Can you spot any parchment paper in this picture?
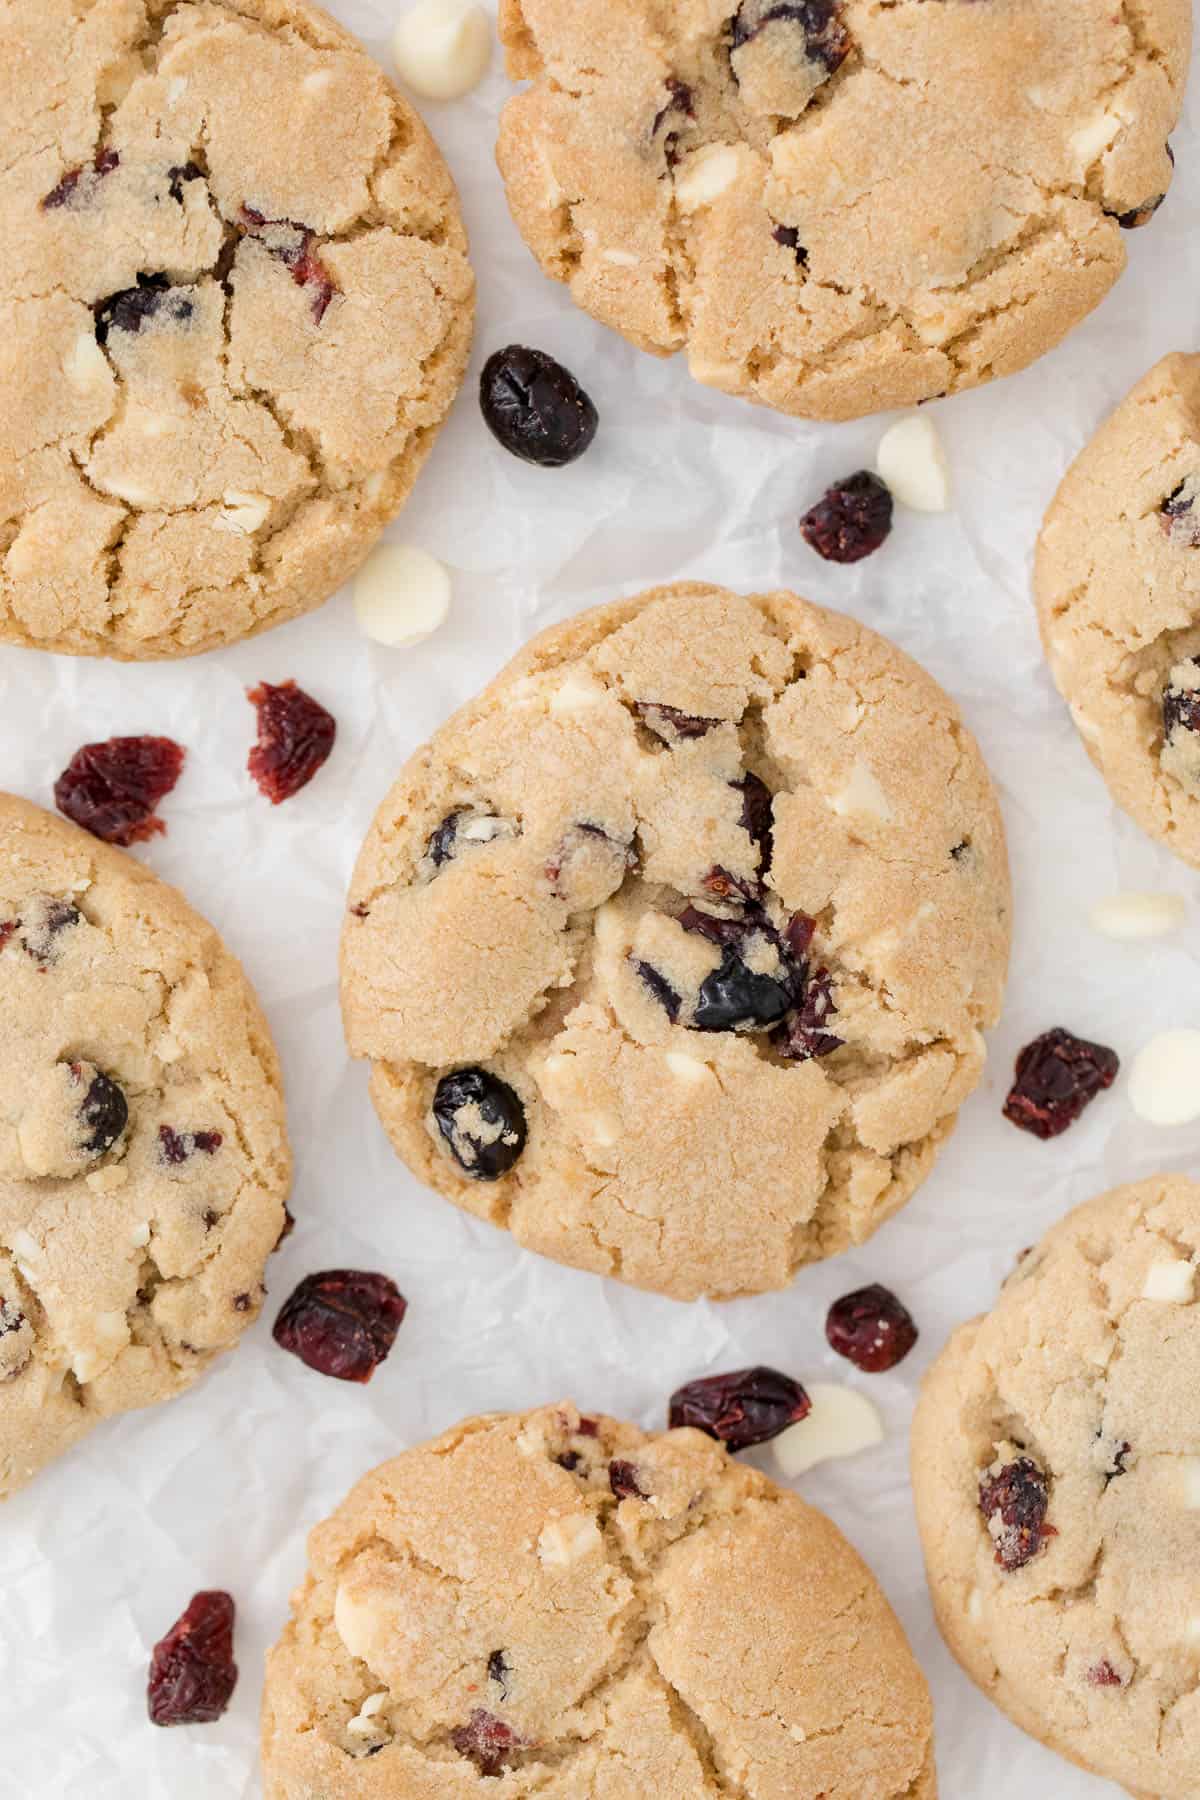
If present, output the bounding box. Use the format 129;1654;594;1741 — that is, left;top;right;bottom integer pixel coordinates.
3;8;1200;1794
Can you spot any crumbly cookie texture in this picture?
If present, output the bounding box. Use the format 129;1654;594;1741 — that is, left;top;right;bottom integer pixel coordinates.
0;794;290;1495
0;0;473;660
495;0;1188;422
261;1402;937;1798
1036;353;1200;868
340;583;1010;1302
912;1176;1200;1800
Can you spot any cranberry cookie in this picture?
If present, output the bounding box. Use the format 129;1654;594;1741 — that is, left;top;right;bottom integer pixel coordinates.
496;0;1188;421
1036;353;1200;867
912;1176;1200;1798
0;0;473;659
262;1402;937;1797
340;583;1010;1301
0;794;290;1495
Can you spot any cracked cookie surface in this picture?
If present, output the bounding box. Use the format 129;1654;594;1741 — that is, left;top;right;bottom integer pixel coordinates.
0;793;290;1495
261;1402;937;1798
496;0;1188;421
339;583;1010;1302
0;0;473;659
1035;353;1200;869
912;1176;1200;1799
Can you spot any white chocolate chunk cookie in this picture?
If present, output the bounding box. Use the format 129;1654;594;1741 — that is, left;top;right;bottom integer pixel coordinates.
0;794;290;1495
495;0;1188;423
912;1176;1200;1798
340;583;1010;1301
261;1402;937;1798
0;0;473;660
1036;354;1200;867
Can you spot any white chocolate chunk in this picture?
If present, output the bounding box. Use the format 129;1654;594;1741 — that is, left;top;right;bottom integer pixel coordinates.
604;249;640;266
353;544;451;648
876;415;950;513
392;0;491;101
1089;892;1186;940
550;672;606;714
665;1051;715;1087
830;760;893;823
1180;1458;1200;1508
66;332;110;390
1070;111;1119;166
538;1512;601;1567
129;1221;151;1249
99;471;153;505
333;1583;379;1662
586;1110;621;1148
1142;1258;1195;1302
772;1383;884;1477
218;489;271;534
1186;1615;1200;1643
674;145;741;211
1128;1029;1200;1126
303;68;333;93
967;1588;984;1623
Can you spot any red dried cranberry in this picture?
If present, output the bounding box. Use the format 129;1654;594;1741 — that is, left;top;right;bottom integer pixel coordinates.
576;1416;599;1436
732;0;850;78
608;1459;645;1499
247;680;336;804
272;1270;407;1382
41;149;120;210
159;1125;222;1165
826;1283;917;1372
0;921;15;953
772;223;809;266
75;1067;129;1156
669;1366;810;1450
978;1456;1057;1571
450;1709;525;1776
55;735;185;845
240;208;338;322
784;912;816;958
634;702;721;742
147;1590;237;1726
801;471;893;563
480;345;598;468
652;76;694;165
1003;1028;1119;1139
702;865;761;904
487;1649;511;1695
780;966;842;1060
1163;661;1200;736
735;771;774;871
1087;1659;1123;1687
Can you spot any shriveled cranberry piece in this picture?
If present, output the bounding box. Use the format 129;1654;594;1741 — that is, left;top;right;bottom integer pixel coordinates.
801;471;893;564
631;957;682;1021
634;702;721;742
487;1650;511;1696
1087;1659;1123;1687
19;898;81;963
1163;660;1200;738
785;912;816;958
772;223;809;267
272;1269;407;1383
576;1416;599;1436
240;208;338;323
1113;193;1166;229
1002;1028;1119;1139
247;680;336;804
55;735;185;845
669;1366;810;1450
432;1069;527;1179
695;946;792;1033
167;162;204;203
826;1283;917;1372
1160;480;1200;547
731;0;850;75
75;1067;129;1156
0;921;14;953
608;1459;645;1499
41;149;120;210
159;1125;223;1165
677;905;754;950
780;966;842;1059
702;865;760;904
978;1456;1056;1571
480;345;598;468
652;76;694;165
451;1708;525;1776
94;275;194;345
147;1590;237;1726
735;772;774;871
1104;1440;1130;1486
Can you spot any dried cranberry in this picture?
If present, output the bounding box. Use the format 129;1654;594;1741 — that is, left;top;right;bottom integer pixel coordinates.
240;208;338;323
159;1125;223;1165
630;958;681;1021
94;275;194;345
608;1459;645;1499
785;912;816;958
772;223;809;266
731;0;850;76
55;735;185;845
576;1416;599;1436
432;1069;527;1180
735;772;774;871
19;899;81;963
246;680;336;804
451;1709;525;1777
167;162;203;203
826;1283;917;1372
1087;1659;1123;1687
0;921;14;953
669;1366;810;1450
1003;1028;1119;1139
76;1067;129;1156
480;345;598;468
1112;193;1166;229
634;702;721;742
1104;1440;1130;1486
273;1270;406;1383
1160;481;1200;547
41;149;120;210
652;76;694;165
978;1456;1056;1571
487;1650;510;1696
147;1590;237;1726
695;946;792;1033
701;866;761;904
1163;662;1200;738
801;471;893;564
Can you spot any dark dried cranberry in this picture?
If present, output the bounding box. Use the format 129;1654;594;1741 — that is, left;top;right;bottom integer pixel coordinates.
159;1125;223;1165
669;1366;810;1450
631;958;682;1021
676;905;753;950
76;1068;129;1156
487;1650;510;1696
451;1709;524;1777
801;471;893;564
19;899;81;963
147;1590;237;1726
826;1283;917;1371
1104;1440;1130;1486
1163;662;1200;738
784;912;816;958
652;76;694;165
167;162;203;203
701;865;761;904
480;346;598;468
576;1416;599;1436
735;772;774;871
1002;1028;1119;1139
731;0;850;75
555;1449;581;1471
1087;1659;1123;1687
780;966;842;1059
94;275;193;345
978;1456;1056;1571
1110;155;1171;230
240;208;338;323
432;1069;527;1180
272;1269;407;1383
247;680;336;804
634;702;721;742
55;735;185;845
772;223;809;266
0;921;14;953
41;150;120;210
695;946;792;1033
427;810;466;866
608;1459;645;1499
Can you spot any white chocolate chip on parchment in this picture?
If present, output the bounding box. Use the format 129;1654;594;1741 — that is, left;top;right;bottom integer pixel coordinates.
1128;1030;1200;1126
772;1383;884;1477
392;0;491;101
876;415;951;513
1090;892;1186;940
353;544;451;648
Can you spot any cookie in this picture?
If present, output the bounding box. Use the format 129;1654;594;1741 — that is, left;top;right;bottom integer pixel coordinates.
340;582;1010;1301
0;0;473;660
495;0;1188;421
0;794;290;1495
1035;353;1200;868
912;1176;1200;1799
261;1401;937;1797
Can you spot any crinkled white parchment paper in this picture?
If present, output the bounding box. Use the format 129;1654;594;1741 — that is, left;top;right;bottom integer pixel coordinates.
3;8;1200;1795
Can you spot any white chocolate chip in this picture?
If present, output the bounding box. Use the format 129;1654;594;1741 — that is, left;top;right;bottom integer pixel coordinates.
788;1724;807;1743
1128;1029;1200;1126
674;145;741;211
586;1111;621;1148
167;76;188;104
333;1583;378;1661
8;1229;38;1264
549;672;606;714
876;415;951;513
303;67;333;93
1089;892;1186;940
537;1512;601;1568
603;249;640;266
84;1164;128;1194
392;0;491;101
830;760;893;823
771;1383;884;1477
1180;1458;1200;1508
1070;111;1119;166
66;332;110;390
664;1051;715;1087
1142;1258;1195;1303
217;489;271;534
1186;1615;1200;1644
967;1588;984;1623
353;544;451;648
345;1690;392;1755
99;472;153;505
129;1221;151;1249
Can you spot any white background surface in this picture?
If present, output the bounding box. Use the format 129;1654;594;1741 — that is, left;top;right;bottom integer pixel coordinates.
3;4;1200;1795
